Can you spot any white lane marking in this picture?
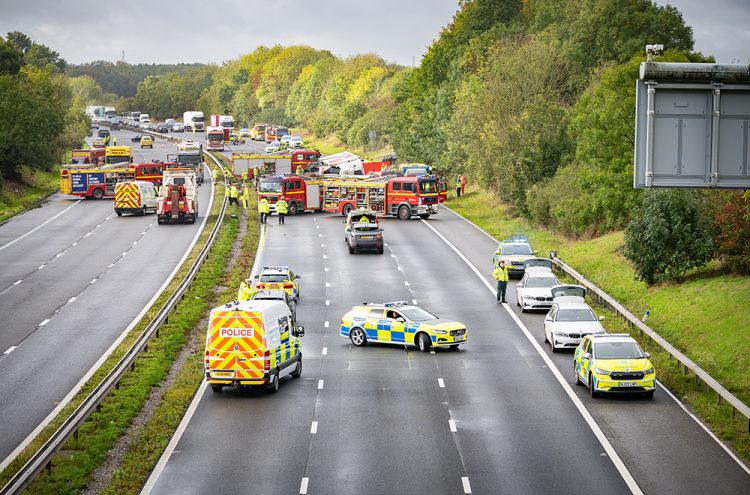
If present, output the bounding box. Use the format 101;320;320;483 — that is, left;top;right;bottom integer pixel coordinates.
421;219;643;495
90;278;97;284
142;231;147;235
108;264;115;269
318;234;323;238
322;347;328;356
429;349;435;355
13;280;22;286
0;199;81;252
324;267;329;272
68;297;76;304
449;419;457;432
38;264;45;270
438;378;445;388
324;321;329;328
132;241;137;245
404;281;409;286
397;266;402;271
55;252;63;258
657;381;750;475
316;225;320;229
300;477;309;494
322;254;328;259
84;232;91;237
96;224;101;228
325;300;330;306
320;243;326;248
317;380;324;390
3;346;17;355
462;477;472;494
325;282;331;287
121;252;128;256
39;319;50;327
310;421;318;434
72;242;78;247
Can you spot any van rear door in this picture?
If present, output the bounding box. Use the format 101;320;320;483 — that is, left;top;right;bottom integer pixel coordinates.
206;310;266;380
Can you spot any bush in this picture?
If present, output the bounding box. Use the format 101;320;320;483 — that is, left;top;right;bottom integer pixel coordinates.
714;191;750;274
623;189;715;285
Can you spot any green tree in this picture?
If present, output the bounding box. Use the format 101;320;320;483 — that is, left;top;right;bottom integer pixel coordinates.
0;38;23;75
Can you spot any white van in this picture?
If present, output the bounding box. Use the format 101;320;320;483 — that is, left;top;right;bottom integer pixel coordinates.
114;181;158;216
139;113;151;123
205;299;304;393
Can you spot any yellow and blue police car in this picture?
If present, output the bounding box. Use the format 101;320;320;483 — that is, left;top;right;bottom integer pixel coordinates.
574;334;656;399
340;301;467;352
253;266;300;302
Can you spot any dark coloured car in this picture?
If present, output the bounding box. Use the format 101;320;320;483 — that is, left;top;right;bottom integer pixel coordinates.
156;124;169;133
346;222;384;254
97;128;110;139
131;134;143;142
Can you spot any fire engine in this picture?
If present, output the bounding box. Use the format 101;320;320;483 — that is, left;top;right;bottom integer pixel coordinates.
69;148;105;167
60;168;135;199
206;127;225;151
257;175;324;215
290;149;321;172
232;153;292;179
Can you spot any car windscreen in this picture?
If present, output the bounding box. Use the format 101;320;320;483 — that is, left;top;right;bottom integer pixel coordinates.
260;274;288;283
106;156;130;165
501;244;533;255
556;308;596;322
594;342;643;359
399;307;438;322
179;155;202;165
525;276;558;288
418;178;438;193
259;181;282;193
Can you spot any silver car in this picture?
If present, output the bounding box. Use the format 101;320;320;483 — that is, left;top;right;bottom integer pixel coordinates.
516;267;559;312
544;285;606;352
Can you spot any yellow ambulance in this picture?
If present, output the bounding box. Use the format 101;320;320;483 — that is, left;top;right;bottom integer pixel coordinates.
204;299;304;393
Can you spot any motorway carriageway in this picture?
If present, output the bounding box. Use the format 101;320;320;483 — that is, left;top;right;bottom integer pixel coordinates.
144;205;750;494
0;129;212;468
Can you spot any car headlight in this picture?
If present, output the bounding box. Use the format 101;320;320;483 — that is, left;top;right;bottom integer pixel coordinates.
593;367;609;375
644;367;654;375
432;329;448;334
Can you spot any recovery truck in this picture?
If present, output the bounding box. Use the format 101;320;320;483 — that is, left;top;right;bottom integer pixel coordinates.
157;168;199;224
170;140;205;184
322;175;440;220
206;127;225;152
232;153;292;179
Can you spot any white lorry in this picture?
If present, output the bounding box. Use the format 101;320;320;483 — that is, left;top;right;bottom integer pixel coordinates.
175;140;205;184
184;111;205;132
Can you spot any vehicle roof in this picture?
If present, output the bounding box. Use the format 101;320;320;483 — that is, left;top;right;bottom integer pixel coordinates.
252;289;288;299
261;265;290;274
587;334;635;343
348;209;377;217
553;301;593;310
353;301;417;312
525;267;555;275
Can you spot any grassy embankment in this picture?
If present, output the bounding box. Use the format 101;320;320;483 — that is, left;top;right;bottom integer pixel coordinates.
0;161;247;493
293;129;393;160
0;166;61;224
448;187;750;462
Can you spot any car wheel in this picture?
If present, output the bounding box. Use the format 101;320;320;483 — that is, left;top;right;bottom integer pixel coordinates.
116;211;123;217
449;344;460;351
268;370;280;393
416;332;431;352
398;205;410;221
350;327;367;347
291;357;302;378
544;329;549;343
92;187;104;200
574;364;581;386
140;206;147;216
377;246;384;254
589;374;598;398
348;244;354;254
211;385;223;393
551;339;558;352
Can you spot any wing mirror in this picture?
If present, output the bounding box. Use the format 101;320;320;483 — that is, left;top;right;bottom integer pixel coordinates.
294;325;305;337
396;317;405;323
598;315;605;321
644;352;650;358
545;315;553;321
296;275;301;279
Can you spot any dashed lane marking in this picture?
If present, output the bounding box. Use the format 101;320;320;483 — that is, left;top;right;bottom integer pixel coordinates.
449;419;457;433
322;347;328;356
13;280;22;286
67;297;76;304
324;321;329;328
310;422;318;434
3;346;17;355
317;380;324;390
300;477;309;494
325;300;330;306
438;378;445;388
39;319;50;327
462;477;472;494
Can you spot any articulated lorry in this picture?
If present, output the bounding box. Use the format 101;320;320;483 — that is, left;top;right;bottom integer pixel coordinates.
184;111;205;132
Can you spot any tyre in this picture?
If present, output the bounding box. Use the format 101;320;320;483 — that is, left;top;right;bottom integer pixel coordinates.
140;206;147;216
348;244;354;254
342;203;353;216
268;370;280;393
116;211;123;217
92;187;104;200
289;202;298;215
377;246;384;254
349;327;367;346
574;364;581;386
419;213;430;220
551;339;558;352
189;213;196;223
544;330;549;343
291;357;302;378
589;374;599;398
211;385;223;393
449;344;460;351
417;332;431;352
398;205;410;221
157;216;164;225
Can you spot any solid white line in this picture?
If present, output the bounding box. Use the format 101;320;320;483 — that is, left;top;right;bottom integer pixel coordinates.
39;319;50;327
438;378;445;388
310;421;318;434
657;381;750;475
420;219;643;495
462;477;472;494
0;175;216;474
322;347;328;356
3;346;17;355
300;477;309;494
38;264;45;270
68;297;76;304
324;321;329;328
449;419;457;432
318;379;324;390
0;199;81;252
12;280;22;286
90;278;97;284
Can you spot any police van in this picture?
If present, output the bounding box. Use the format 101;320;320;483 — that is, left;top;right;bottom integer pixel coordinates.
204;299;304;393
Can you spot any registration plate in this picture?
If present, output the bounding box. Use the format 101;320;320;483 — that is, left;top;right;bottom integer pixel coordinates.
360;235;373;239
619;381;638;387
453;336;465;342
212;371;233;378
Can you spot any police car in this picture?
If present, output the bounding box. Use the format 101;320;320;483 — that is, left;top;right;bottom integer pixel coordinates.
493;236;537;275
340;301;467;352
574;334;656;399
253;266;301;302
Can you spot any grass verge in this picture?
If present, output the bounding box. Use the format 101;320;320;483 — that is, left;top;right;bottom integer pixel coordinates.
447;186;750;463
0;166;61;224
0;159;228;493
95;155;260;494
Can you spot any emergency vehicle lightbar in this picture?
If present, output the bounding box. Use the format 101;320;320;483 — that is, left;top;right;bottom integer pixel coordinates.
384;301;409;307
262;265;289;272
503;235;529;243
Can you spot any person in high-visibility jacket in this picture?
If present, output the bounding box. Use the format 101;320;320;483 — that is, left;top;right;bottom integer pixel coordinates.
295;164;303;175
113;135;117;146
276;197;288;225
212;168;220;184
241;168;248;182
455;176;462;198
242;182;250;209
237;280;257;301
229;184;240;206
258;197;270;224
493;260;510;304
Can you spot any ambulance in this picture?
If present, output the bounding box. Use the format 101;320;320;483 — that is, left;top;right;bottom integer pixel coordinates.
204;300;304;393
114;180;157;216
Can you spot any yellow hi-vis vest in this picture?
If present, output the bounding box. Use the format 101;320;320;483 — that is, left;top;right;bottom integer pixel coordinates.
493;266;510;282
258;199;270;213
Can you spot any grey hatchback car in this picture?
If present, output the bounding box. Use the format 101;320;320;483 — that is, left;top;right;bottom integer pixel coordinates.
346;222;384;254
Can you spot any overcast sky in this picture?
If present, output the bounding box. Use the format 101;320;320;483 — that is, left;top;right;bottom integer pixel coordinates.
0;1;747;66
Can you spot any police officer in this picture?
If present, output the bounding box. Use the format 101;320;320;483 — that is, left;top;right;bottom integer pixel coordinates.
237;279;256;301
258;197;270;224
212;167;220;184
296;164;303;175
455;175;461;198
276;196;288;224
229;184;240;206
493;260;510;304
113;135;117;146
242;182;250;209
241;168;248;182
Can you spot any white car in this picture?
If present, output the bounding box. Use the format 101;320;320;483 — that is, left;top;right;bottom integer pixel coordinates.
516;267;559;312
289;135;303;148
172;122;185;132
265;140;281;153
544;285;606;352
279;135;292;148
